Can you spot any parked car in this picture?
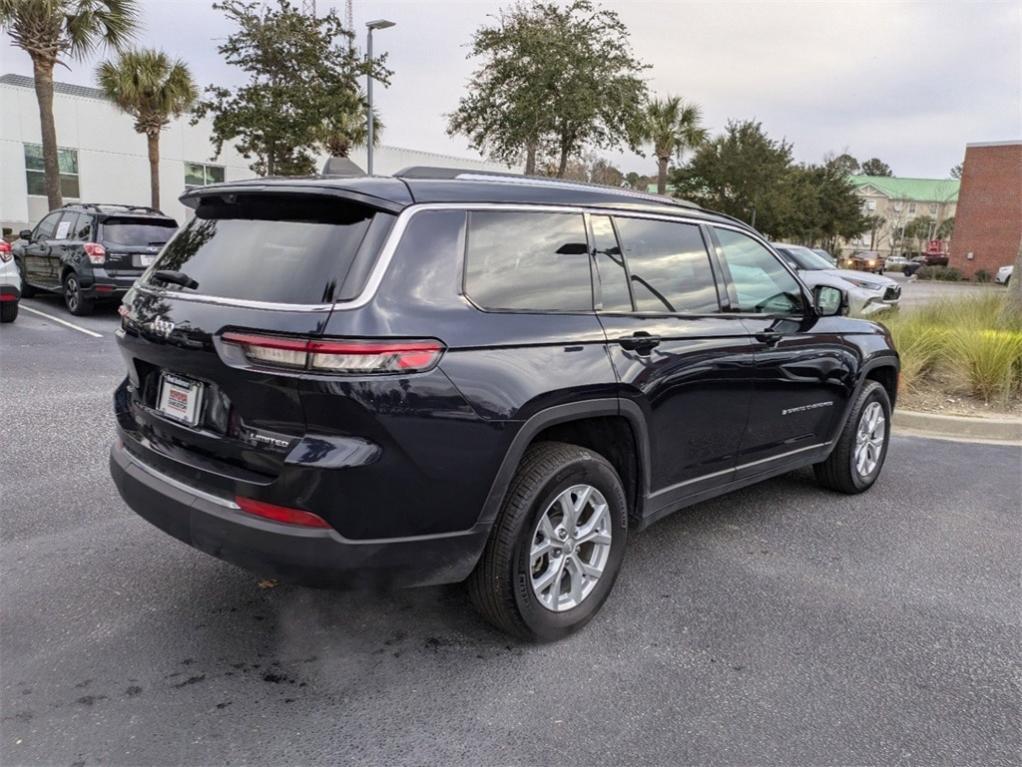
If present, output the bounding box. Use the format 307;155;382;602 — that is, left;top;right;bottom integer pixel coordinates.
918;252;949;267
840;250;886;274
772;243;901;315
109;171;900;641
14;203;177;316
995;265;1014;285
811;248;837;266
0;239;21;322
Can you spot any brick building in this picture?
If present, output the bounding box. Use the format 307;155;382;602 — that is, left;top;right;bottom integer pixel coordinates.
949;141;1022;279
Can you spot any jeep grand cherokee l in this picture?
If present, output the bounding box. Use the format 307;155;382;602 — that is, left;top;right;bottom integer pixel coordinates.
15;203;177;316
109;171;899;641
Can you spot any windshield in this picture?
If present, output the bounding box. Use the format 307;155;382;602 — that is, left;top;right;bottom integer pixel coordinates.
778;246;834;271
102;218;178;247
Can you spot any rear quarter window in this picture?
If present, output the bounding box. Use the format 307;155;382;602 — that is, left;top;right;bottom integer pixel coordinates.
148;194;376;305
464;211;592;312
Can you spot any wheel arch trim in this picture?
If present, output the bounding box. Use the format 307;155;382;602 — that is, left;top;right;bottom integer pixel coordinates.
476;398;652;530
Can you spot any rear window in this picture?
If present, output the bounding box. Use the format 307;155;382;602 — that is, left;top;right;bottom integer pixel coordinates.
147;195;375;305
102;218;178;247
464;211;592;312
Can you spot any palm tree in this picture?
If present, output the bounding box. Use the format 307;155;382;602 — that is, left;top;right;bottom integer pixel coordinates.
639;96;707;195
321;106;383;161
1;0;138;210
97;49;197;209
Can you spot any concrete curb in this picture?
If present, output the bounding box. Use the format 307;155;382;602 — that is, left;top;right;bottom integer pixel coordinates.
893;409;1022;444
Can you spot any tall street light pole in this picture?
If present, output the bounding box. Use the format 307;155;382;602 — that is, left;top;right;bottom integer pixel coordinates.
365;19;395;176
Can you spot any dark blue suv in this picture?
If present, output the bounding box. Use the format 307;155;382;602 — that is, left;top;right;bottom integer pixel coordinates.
109;171;899;640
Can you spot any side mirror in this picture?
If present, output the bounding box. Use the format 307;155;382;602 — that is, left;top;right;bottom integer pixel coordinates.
813;284;846;316
19;229;32;241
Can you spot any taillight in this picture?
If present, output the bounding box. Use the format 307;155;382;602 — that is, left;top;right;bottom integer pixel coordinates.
84;243;106;264
0;241;11;263
235;496;331;529
221;332;444;374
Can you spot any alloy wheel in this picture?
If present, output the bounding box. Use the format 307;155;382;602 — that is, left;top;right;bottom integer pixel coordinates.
65;276;79;312
529;484;612;612
854;401;886;477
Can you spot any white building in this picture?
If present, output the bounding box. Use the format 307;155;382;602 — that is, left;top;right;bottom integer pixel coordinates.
0;73;512;233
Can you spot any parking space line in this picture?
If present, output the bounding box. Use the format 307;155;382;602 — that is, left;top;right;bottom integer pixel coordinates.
19;305;103;338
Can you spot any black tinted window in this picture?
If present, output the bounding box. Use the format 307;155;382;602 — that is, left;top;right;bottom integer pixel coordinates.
465;211;592;311
715;228;803;314
74;214;93;241
591;216;632;312
101;218;178;247
614;218;719;313
148;195;374;304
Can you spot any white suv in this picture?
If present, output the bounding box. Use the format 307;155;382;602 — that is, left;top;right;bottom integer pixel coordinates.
0;239;21;323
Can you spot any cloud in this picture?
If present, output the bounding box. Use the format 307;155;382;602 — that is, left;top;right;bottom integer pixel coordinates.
2;0;1018;178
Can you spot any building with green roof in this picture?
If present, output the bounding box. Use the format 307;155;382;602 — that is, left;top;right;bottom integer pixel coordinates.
844;175;959;256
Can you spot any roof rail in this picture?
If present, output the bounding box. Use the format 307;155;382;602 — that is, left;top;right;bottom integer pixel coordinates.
392;166;701;209
72;202;166;215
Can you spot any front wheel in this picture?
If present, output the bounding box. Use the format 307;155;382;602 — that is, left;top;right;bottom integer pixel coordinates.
468;441;629;641
814;380;891;494
63;272;94;316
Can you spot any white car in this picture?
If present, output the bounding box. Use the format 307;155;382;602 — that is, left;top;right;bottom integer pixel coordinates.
772;243;901;316
0;239;21;322
995;265;1013;285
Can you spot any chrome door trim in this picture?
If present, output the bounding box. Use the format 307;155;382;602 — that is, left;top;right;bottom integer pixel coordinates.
132;202;759;313
649;441;831;498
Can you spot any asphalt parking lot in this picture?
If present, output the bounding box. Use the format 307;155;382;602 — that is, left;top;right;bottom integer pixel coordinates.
888;271;1005;310
2;295;1020;766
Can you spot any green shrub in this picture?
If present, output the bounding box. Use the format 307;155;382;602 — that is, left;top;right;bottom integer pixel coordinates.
880;294;1022;402
973;269;993;283
915;265;963;281
945;328;1022;404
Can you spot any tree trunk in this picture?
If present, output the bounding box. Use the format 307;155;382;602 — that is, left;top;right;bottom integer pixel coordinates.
31;57;62;211
1004;237;1022;316
146;132;161;210
657;156;669;195
524;142;537;176
557;145;569;178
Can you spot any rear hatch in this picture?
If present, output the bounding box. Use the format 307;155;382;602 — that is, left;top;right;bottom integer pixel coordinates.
115;191;397;492
100;217;179;275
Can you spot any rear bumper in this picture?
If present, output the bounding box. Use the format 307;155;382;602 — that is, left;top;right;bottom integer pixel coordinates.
109;439;489;588
84;269;140;296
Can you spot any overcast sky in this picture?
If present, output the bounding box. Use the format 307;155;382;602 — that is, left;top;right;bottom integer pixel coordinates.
2;0;1019;178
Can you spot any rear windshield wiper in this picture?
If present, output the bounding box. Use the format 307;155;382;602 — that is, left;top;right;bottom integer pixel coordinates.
153;270;199;290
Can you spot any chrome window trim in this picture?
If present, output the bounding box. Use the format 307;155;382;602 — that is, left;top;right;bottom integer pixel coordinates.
132;202;768;313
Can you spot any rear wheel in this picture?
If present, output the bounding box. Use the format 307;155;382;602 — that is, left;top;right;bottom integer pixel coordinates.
15;259;35;298
0;299;17;323
468;441;628;641
814;380;891;494
63;272;94;316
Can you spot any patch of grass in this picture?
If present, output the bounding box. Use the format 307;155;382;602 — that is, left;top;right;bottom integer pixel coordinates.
879;294;1022;404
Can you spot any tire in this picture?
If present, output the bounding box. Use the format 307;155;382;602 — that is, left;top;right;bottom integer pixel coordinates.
15;260;35;298
814;380;891;494
468;441;629;641
63;272;94;316
0;300;17;323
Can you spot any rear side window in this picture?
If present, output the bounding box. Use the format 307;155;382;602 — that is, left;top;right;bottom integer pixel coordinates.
101;218;178;247
74;214;93;241
53;212;78;240
614;218;719;314
149;195;374;304
465;211;592;312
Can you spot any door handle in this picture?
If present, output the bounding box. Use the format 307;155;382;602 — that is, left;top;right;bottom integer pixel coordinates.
755;331;783;346
617;332;661;353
